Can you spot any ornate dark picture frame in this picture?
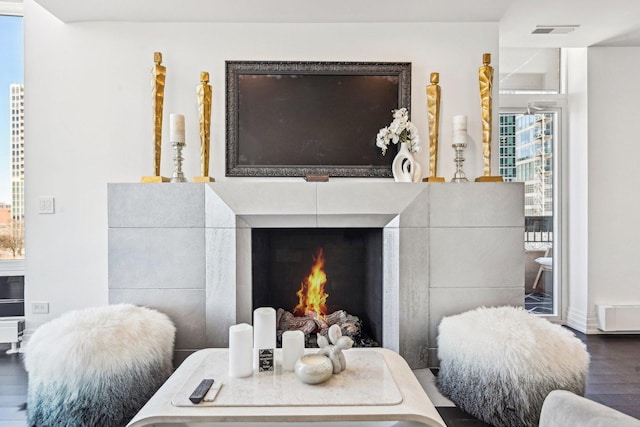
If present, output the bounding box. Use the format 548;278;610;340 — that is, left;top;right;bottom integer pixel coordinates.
226;61;411;177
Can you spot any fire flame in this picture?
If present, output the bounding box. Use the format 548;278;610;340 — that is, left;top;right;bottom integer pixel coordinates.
293;248;329;317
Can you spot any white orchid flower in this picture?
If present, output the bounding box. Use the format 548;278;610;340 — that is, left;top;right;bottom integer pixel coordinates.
375;108;420;155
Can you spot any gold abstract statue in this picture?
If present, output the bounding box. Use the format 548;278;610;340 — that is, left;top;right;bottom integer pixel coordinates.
423;72;444;182
194;71;214;182
142;52;169;182
476;53;503;182
152;52;166;176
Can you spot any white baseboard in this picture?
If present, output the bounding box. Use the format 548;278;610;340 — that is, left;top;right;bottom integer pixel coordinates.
567;306;599;334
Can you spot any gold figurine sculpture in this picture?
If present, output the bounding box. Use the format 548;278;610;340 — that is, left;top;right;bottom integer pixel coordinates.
423;72;445;182
142;52;169;183
193;71;214;182
476;53;503;182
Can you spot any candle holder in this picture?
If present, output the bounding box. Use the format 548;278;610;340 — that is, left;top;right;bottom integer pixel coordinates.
451;142;469;183
170;141;187;183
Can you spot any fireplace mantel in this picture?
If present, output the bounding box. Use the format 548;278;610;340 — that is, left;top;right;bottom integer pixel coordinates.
108;182;524;368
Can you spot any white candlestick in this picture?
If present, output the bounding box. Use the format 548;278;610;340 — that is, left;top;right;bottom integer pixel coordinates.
253;307;276;370
169;113;185;143
282;330;305;371
229;323;253;378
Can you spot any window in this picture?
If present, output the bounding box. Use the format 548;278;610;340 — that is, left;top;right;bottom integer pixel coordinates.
499;44;568;321
0;13;24;261
0;6;25;323
499;48;561;94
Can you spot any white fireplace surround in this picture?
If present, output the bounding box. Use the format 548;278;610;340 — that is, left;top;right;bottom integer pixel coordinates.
108;182;524;368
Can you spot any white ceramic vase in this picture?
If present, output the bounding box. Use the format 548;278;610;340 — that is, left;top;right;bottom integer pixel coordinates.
392;142;422;182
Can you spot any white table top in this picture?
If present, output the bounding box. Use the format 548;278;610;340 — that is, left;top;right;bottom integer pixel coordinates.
126;348;446;427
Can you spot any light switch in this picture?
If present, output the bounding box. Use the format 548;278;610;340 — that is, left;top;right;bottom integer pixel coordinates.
38;197;55;214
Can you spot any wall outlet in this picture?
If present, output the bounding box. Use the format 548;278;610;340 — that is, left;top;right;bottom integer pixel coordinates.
38;197;55;214
31;302;49;314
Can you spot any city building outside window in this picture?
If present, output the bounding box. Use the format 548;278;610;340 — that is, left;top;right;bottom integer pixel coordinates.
500;109;557;317
0;14;24;262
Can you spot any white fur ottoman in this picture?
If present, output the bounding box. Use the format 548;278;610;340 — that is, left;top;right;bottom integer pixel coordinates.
436;306;589;427
24;304;176;427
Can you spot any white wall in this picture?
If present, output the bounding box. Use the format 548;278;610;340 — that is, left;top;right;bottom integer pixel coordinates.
23;0;499;329
587;47;640;312
566;46;640;333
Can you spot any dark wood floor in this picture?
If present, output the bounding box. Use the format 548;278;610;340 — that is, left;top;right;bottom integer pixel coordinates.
1;328;639;427
434;328;640;426
580;330;640;419
0;344;27;427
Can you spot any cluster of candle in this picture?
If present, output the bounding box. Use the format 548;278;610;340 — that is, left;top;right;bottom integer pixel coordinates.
228;307;306;378
452;114;467;145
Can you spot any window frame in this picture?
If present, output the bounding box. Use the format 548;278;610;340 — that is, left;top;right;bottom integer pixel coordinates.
0;2;22;17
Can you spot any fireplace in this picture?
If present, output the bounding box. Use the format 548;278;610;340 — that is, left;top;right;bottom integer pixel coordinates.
252;228;383;347
108;181;524;369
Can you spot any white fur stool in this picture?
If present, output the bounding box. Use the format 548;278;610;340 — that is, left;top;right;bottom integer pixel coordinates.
24;304;176;427
436;306;589;427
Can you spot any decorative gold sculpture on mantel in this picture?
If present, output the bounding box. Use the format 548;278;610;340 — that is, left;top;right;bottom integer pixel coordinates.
475;53;503;182
142;52;169;183
193;71;214;183
423;72;445;182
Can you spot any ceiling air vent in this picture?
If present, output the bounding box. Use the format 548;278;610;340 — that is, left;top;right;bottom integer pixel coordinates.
532;25;579;35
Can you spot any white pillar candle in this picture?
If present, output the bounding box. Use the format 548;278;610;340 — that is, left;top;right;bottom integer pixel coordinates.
169;113;185;143
282;330;305;371
253;307;276;370
229;323;253;378
453;114;467;130
452;114;467;144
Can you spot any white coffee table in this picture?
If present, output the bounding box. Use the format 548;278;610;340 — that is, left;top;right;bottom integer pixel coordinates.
127;348;446;427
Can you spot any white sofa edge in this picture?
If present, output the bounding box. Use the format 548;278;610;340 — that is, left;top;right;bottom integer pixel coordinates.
539;390;640;427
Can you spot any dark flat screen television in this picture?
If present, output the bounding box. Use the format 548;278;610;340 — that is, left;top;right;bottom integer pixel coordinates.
226;61;411;177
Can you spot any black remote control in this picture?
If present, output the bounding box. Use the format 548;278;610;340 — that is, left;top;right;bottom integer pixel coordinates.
189;379;214;404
